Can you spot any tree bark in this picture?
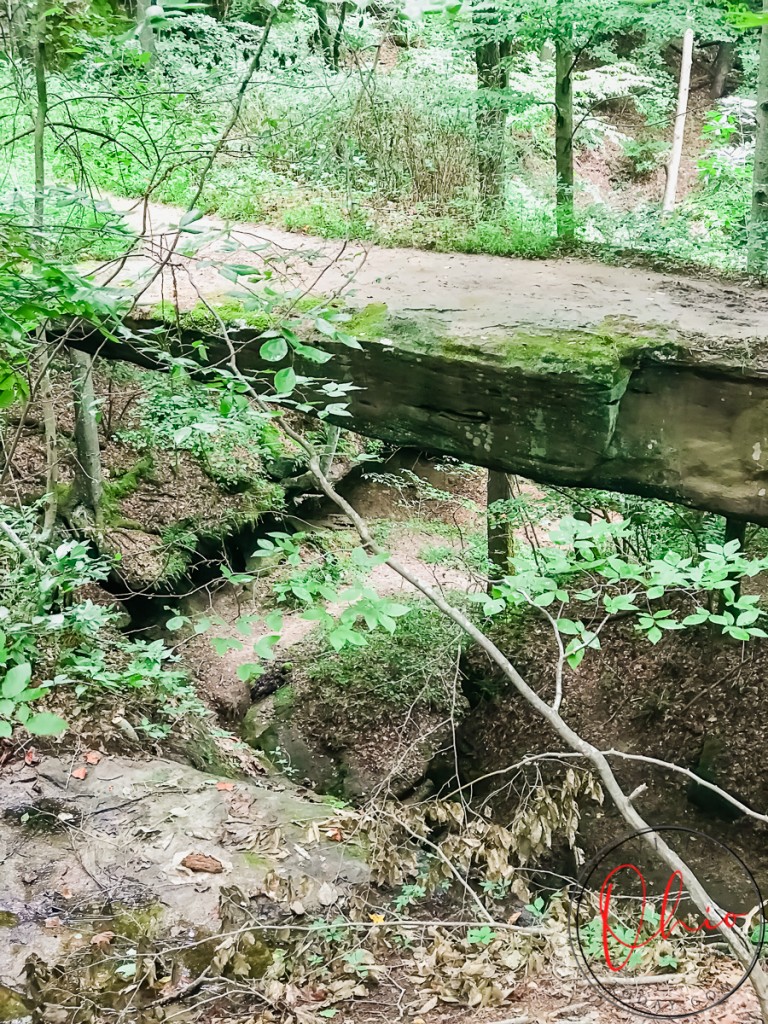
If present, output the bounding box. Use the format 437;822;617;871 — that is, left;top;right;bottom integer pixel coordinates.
475;37;511;211
70;350;104;530
710;40;733;99
136;0;156;59
487;470;513;583
311;1;333;66
750;0;768;275
554;29;575;242
32;0;58;543
662;24;694;214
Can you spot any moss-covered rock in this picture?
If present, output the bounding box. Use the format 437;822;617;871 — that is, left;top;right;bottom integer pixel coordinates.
242;604;469;800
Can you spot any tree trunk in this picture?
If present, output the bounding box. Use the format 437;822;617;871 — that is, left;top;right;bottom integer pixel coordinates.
311;1;333;66
710;40;733;99
554;31;575;242
750;0;768;275
487;470;514;583
70;350;104;530
332;1;347;71
662;24;694;214
475;38;510;211
32;0;58;543
136;0;156;59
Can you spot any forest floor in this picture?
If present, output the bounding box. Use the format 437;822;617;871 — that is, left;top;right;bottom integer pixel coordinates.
103;195;768;344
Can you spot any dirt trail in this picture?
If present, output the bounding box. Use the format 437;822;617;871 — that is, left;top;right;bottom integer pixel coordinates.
104;195;768;342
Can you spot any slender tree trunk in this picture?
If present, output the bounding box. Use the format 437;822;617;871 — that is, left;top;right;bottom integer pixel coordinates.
554;28;575;242
38;369;58;541
475;37;511;211
311;1;333;66
136;0;156;59
70;350;104;530
662;23;694;214
487;470;514;584
332;1;347;71
319;424;341;476
32;0;46;236
710;40;733;99
32;0;58;543
750;0;768;275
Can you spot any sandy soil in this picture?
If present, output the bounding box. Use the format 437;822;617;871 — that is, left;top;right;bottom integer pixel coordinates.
100;195;768;344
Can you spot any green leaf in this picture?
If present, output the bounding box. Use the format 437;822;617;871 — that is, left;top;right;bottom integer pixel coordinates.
682;611;709;626
210;637;244;655
274;367;297;394
293;343;332;364
0;720;11;738
26;712;68;736
254;634;280;660
0;699;13;717
556;618;580;635
2;663;31;699
179;208;203;228
172;425;193;445
260;337;288;362
236;663;263;682
166;616;187;631
566;647;585;670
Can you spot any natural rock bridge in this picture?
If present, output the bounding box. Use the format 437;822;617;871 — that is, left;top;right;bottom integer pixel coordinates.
66;203;768;524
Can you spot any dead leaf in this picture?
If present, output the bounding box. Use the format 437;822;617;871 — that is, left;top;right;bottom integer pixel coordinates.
325;827;344;842
24;748;40;766
71;767;88;781
84;750;102;765
91;931;115;949
317;882;339;906
181;852;224;874
44;916;62;929
216;781;235;791
289;900;306;916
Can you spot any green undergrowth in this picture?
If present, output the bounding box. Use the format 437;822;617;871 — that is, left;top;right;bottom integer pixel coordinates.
293;599;468;714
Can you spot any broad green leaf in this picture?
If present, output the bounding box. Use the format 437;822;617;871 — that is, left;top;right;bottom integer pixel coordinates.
236;663;263;682
254;634;280;660
26;712;67;736
555;618;580;635
210;637;244;655
2;663;31;699
0;720;11;738
274;367;297;394
260;337;288;362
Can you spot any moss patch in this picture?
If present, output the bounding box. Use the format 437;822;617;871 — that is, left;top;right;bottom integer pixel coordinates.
344;304;682;389
151;294;342;337
103;455;155;523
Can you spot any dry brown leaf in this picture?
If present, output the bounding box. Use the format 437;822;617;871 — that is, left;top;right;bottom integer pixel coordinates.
216;781;235;791
181;852;224;874
91;930;115;949
317;882;338;906
24;748;40;766
84;750;103;765
71;766;88;781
